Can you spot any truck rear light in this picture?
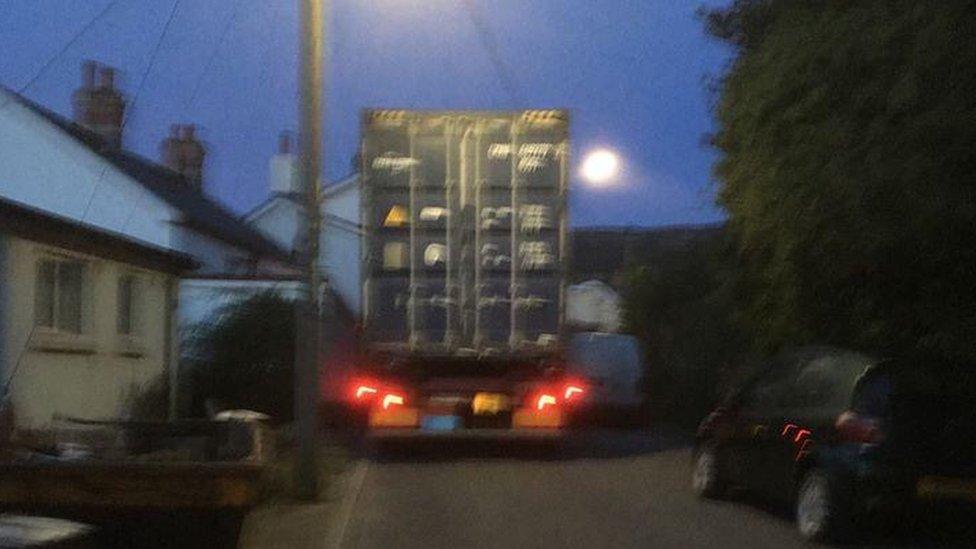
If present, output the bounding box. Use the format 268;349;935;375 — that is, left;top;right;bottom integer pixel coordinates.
355;385;378;399
563;385;584;401
536;394;557;411
382;393;405;410
835;410;884;444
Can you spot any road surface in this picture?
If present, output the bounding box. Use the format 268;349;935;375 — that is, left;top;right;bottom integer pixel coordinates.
329;429;971;548
340;430;800;548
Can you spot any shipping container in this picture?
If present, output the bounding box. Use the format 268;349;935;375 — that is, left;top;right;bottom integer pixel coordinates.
343;110;583;438
361;109;569;357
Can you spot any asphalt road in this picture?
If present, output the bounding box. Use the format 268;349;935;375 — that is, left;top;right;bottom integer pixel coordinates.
333;429;973;549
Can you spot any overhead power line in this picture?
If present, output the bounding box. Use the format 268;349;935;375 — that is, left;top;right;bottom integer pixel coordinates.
0;0;121;112
16;0;122;94
82;0;183;223
461;0;524;106
123;0;183;129
184;0;244;109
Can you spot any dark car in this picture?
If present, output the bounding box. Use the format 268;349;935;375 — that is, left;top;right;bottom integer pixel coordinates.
692;346;976;542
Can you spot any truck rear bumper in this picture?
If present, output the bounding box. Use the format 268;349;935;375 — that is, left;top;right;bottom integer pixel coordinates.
366;428;565;441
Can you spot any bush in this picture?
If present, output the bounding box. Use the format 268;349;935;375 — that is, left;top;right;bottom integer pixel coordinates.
704;0;976;363
623;234;753;426
184;292;297;421
124;375;169;420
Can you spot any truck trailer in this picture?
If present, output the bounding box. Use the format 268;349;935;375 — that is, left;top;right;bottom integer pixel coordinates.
343;109;584;438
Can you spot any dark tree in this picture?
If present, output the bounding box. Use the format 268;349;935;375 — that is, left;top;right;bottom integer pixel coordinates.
185;292;297;421
705;0;976;362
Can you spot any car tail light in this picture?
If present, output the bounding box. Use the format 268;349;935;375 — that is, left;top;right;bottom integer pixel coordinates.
835;410;884;444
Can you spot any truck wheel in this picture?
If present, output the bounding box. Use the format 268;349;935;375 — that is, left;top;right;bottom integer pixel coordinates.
692;444;726;499
796;468;851;542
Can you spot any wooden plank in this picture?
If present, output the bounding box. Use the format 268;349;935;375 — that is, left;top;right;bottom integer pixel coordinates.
0;463;263;510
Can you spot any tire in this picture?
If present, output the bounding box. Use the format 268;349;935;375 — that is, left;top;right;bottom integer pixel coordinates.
692;443;726;499
796;468;851;543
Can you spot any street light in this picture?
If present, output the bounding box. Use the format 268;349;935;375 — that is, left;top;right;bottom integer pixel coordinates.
580;148;620;187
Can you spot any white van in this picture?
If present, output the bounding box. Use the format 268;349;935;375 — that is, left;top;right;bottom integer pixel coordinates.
568;333;645;418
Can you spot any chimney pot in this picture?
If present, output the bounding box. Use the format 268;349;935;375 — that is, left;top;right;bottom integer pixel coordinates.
81;61;97;88
73;61;125;148
161;123;205;191
98;67;115;89
270;130;300;194
278;132;292;155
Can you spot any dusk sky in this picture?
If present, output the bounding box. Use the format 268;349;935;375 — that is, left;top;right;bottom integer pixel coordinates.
1;0;731;227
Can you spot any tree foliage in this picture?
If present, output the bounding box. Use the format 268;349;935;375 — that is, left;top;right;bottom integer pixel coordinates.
706;0;976;362
185;292;297;421
623;235;750;424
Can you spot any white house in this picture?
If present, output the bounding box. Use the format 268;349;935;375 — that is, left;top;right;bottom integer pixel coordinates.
244;136;362;316
566;279;623;333
0;196;196;431
0;62;297;427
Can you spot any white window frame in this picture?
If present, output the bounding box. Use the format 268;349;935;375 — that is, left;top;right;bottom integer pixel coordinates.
116;273;138;336
33;256;87;335
31;252;95;353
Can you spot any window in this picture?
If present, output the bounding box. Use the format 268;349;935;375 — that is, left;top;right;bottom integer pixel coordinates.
34;258;85;334
738;355;798;412
852;373;892;417
792;360;837;409
117;274;138;335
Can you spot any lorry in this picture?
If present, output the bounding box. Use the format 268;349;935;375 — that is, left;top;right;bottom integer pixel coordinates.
344;109;584;438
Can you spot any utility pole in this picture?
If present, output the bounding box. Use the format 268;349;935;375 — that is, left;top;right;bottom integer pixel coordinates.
294;0;323;500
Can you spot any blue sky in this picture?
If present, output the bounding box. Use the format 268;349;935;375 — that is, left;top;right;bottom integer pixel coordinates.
1;0;731;227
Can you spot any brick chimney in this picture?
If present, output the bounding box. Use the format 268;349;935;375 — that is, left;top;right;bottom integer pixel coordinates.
269;131;299;194
71;61;125;148
160;124;206;191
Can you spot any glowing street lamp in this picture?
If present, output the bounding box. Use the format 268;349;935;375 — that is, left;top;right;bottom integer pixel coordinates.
580;149;620;187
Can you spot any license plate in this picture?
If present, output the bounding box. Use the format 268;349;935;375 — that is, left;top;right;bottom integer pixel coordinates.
421;415;461;431
916;476;976;502
472;393;511;415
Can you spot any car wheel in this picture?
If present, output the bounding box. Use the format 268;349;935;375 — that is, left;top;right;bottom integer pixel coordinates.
796;468;850;542
692;444;725;498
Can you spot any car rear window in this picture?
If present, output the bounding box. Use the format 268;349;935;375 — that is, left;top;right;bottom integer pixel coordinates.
789;353;873;412
851;373;892;417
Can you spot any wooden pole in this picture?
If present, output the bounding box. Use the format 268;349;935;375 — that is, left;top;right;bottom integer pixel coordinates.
294;0;323;500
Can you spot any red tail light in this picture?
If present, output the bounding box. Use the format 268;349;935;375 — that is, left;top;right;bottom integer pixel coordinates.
563;384;585;401
355;385;378;399
536;394;558;411
382;393;405;410
835;410;884;444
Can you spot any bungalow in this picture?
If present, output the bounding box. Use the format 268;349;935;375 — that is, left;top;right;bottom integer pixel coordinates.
0;62;297;429
0;197;195;431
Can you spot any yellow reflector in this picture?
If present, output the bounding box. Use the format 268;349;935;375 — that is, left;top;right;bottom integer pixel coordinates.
369;407;420;428
512;407;563;429
384;205;409;227
472;392;511;415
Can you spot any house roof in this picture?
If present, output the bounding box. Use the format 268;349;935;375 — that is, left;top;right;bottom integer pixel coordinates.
242;173;358;222
5;89;292;264
0;196;197;274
